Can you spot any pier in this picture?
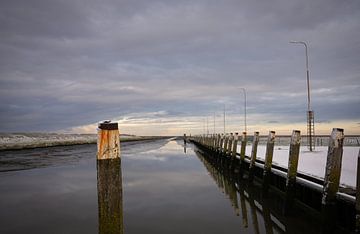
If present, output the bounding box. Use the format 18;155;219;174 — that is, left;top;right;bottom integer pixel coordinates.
186;128;360;232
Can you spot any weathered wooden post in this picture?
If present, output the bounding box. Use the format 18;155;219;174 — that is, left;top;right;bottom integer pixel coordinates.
284;130;301;213
232;133;239;158
97;121;120;160
248;132;260;182
227;133;234;156
224;134;229;154
96;121;123;234
220;134;224;153
183;133;186;145
216;134;221;152
240;132;247;163
356;149;360;232
262;131;276;194
322;128;344;230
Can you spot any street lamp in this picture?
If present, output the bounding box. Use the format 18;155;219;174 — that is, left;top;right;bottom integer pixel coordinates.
290;40;315;151
239;88;247;132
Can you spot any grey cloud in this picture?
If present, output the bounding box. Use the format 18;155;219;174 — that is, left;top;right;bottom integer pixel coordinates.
0;0;359;133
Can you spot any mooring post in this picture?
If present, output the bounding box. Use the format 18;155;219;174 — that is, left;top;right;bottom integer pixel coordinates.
216;133;222;152
183;133;186;145
322;128;344;204
97;121;120;160
238;132;247;178
321;128;344;230
224;134;229;154
96;121;123;234
227;133;234;155
220;134;224;153
284;130;301;214
356;149;360;232
232;133;239;158
262;131;276;194
240;132;247;163
248;132;260;182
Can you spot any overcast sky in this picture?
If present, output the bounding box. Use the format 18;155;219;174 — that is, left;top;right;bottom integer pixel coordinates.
0;0;359;135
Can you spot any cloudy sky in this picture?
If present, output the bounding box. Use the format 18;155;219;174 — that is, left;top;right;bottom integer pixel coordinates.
0;0;359;135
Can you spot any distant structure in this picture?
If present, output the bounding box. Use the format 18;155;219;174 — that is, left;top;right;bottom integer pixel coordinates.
290;41;315;151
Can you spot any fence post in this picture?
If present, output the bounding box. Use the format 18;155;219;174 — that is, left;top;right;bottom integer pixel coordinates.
284;130;301;213
248;132;260;182
97;121;120;160
322;128;344;230
262;131;276;194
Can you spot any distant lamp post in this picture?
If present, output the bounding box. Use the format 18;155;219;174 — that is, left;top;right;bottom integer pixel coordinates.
290;40;315;151
239;88;247;132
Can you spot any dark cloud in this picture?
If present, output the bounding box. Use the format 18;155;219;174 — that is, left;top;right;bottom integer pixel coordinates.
0;0;359;133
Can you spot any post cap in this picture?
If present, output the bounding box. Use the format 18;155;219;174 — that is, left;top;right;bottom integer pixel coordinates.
98;120;118;130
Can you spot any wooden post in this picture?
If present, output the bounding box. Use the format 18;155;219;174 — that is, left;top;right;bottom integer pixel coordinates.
321;128;344;231
183;133;186;145
232;133;239;158
356;149;360;232
216;134;221;152
322;128;344;205
220;134;224;153
224;134;229;154
248;132;260;182
263;131;276;194
227;133;234;155
240;132;247;163
284;130;301;213
97;121;120;160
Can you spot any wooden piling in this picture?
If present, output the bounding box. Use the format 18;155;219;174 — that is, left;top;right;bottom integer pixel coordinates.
248;132;260;182
356;149;360;232
232;133;239;158
220;134;224;153
97;121;120;160
284;130;301;213
322;128;344;206
224;134;229;154
263;131;276;194
240;132;247;163
321;128;344;231
227;133;234;155
183;133;186;144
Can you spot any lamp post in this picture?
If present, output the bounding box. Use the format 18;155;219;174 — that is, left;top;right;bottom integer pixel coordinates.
239;88;247;133
290;40;315;151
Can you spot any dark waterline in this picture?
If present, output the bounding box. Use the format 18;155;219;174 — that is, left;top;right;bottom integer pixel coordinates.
0;139;348;233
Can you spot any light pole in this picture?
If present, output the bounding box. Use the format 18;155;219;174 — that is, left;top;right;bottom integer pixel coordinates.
290;40;315;151
239;88;247;132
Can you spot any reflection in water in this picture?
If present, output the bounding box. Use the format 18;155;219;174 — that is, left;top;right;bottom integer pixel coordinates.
97;158;123;234
194;149;329;234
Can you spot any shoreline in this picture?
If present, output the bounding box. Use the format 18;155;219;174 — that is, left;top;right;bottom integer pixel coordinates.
0;135;173;151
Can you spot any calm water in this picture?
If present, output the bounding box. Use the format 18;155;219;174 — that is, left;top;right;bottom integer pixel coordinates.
0;139;347;233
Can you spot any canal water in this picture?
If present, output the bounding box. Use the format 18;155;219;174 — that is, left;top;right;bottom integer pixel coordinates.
0;139;350;233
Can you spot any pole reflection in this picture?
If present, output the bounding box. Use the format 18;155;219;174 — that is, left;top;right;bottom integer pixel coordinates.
97;158;123;234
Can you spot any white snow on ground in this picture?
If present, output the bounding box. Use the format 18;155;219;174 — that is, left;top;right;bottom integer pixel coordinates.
0;133;98;150
239;144;360;187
